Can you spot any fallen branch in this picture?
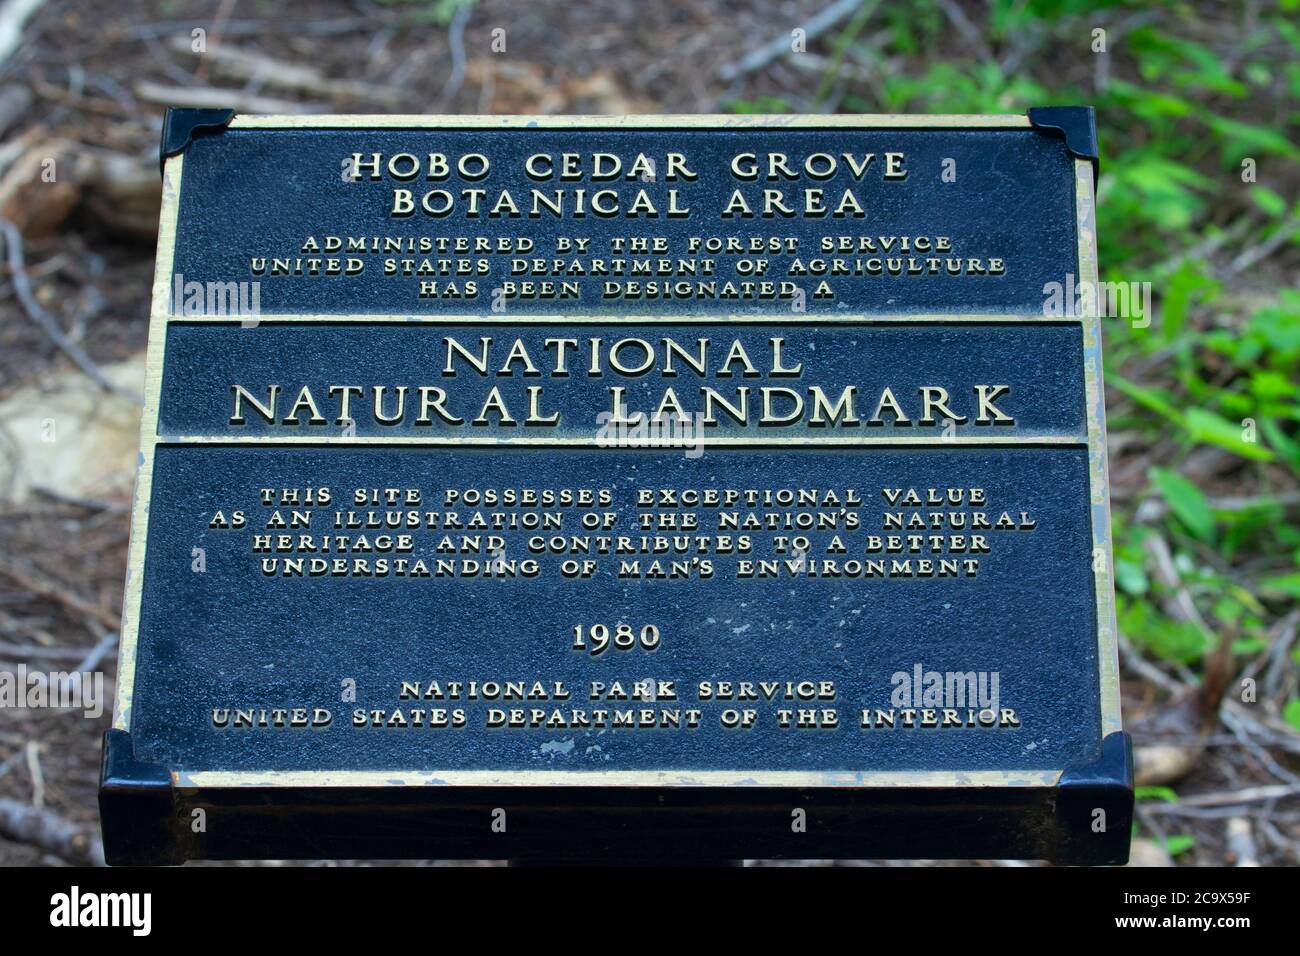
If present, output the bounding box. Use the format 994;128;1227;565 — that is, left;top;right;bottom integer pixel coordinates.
0;0;44;67
1226;816;1261;866
719;0;864;81
1144;533;1213;637
1118;631;1187;693
164;36;404;104
0;796;105;866
0;121;40;174
1230;212;1300;274
1136;490;1300;523
1159;782;1300;809
76;630;118;673
436;1;472;109
0;82;29;134
134;80;319;114
0;217;142;402
0;553;122;632
0;640;104;662
31;485;127;513
936;0;993;61
78;147;161;241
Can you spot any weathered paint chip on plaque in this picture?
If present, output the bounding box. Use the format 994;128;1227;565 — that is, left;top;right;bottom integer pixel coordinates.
101;111;1132;865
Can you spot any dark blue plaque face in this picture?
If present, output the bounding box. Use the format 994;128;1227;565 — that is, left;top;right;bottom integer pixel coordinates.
102;114;1130;866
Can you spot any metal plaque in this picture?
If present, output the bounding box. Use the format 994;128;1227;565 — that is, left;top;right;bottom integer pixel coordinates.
101;111;1131;865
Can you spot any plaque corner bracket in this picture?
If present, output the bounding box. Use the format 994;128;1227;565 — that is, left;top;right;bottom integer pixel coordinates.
1051;730;1134;865
1058;729;1133;793
159;107;237;176
1027;105;1099;181
98;728;184;866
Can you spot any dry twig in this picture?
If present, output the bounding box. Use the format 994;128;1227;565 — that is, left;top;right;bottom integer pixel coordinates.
0;218;141;402
0;797;105;866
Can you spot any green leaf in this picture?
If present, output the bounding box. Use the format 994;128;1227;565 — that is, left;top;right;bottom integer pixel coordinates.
1227;583;1266;616
1109;375;1183;425
1205;114;1300;160
1260;573;1300;599
1250;370;1299;404
1150;467;1215;540
1119;596;1212;664
1248;292;1300;357
1115;556;1149;596
1136;785;1179;803
1233;636;1267;655
1183;408;1276;462
1164;834;1196;857
1283;698;1300;733
1261;419;1300;471
1159;260;1220;342
1251;187;1288;217
724;96;792;114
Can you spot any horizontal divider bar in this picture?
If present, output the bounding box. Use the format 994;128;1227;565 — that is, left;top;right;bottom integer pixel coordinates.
151;436;1088;448
174;768;1063;789
227;114;1035;130
160;314;1089;326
